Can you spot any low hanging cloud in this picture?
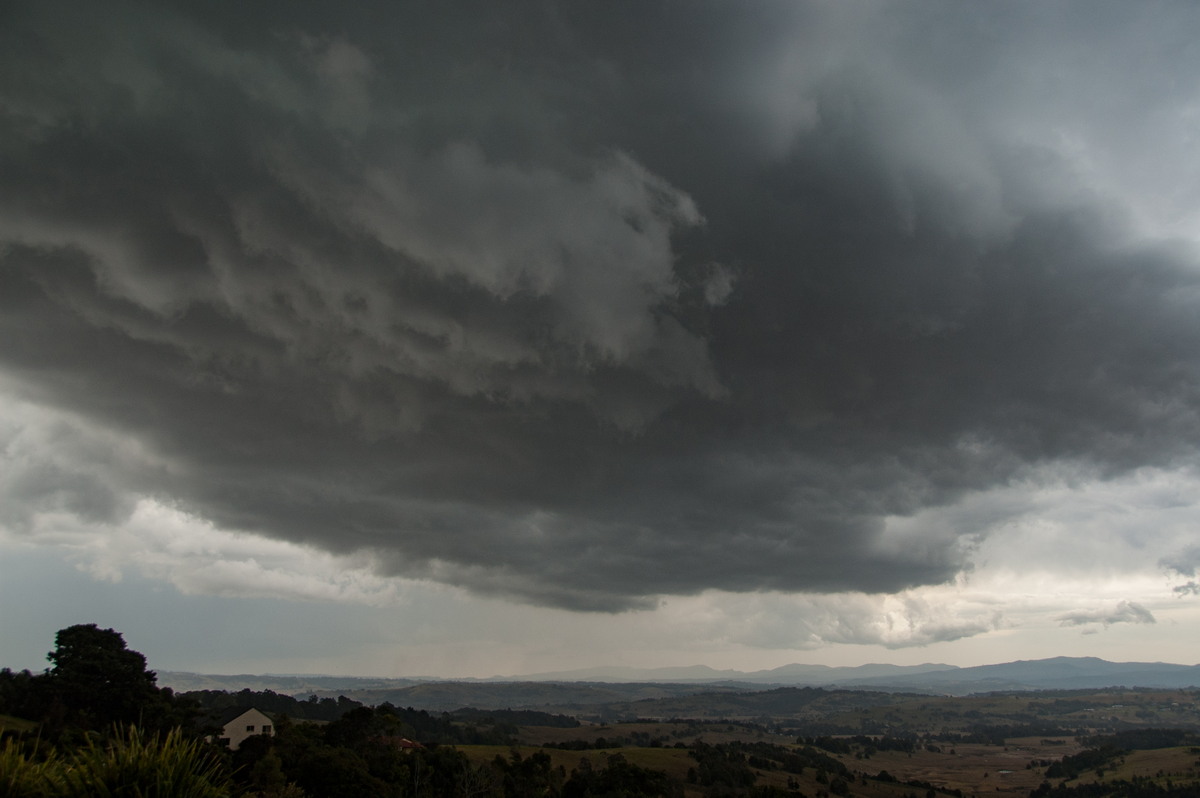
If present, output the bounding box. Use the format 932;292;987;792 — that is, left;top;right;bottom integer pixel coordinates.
702;591;1004;651
3;1;1200;614
1057;601;1157;628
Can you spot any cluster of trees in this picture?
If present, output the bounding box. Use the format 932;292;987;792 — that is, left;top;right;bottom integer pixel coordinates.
0;625;234;797
683;739;859;793
559;754;680;798
450;709;579;729
542;730;674;751
682;740;968;798
226;717;680;798
185;690;363;723
1082;730;1200;751
481;750;681;798
1040;729;1200;784
544;737;636;751
313;703;519;748
921;723;1078;746
0;624;683;797
802;735;916;756
687;741;759;791
184;689;568;747
1031;777;1200;797
0;624;197;738
1044;746;1125;780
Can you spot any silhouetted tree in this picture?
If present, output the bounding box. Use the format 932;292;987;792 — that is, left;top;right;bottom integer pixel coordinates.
44;624;164;731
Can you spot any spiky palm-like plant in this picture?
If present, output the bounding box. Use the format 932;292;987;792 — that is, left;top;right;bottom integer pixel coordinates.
57;726;230;798
0;738;61;798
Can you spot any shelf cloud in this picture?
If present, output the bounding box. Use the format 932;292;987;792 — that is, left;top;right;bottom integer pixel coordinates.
3;1;1200;616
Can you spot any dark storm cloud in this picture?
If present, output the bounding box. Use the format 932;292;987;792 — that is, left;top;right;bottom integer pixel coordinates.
3;1;1200;610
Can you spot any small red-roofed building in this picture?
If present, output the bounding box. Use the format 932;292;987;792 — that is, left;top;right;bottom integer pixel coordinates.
375;734;425;751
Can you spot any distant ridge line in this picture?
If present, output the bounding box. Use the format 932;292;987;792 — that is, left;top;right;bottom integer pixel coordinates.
157;655;1200;698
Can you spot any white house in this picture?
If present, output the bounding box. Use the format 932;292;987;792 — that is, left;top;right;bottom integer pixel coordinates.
213;707;275;751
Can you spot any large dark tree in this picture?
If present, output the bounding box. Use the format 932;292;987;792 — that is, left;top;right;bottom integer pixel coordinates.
44;623;164;731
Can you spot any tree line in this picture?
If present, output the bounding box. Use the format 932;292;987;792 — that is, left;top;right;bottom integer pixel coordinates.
0;624;681;797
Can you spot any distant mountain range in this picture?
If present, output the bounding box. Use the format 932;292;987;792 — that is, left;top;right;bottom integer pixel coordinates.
499;661;959;685
158;656;1200;702
483;657;1200;695
847;656;1200;695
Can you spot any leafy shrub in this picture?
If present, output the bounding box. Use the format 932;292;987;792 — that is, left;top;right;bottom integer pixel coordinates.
1;738;62;798
1;727;230;798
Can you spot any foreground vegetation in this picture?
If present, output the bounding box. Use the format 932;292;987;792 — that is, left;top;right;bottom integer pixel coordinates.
2;726;230;797
4;625;1200;797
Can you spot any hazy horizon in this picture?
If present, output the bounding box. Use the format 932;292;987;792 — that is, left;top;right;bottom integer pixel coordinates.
154;654;1200;683
4;1;1200;680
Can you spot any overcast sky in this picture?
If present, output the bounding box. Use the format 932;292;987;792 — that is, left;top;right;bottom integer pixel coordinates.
4;0;1200;678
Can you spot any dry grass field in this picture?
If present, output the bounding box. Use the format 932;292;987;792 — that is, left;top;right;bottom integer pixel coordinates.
848;740;1083;795
470;715;1200;797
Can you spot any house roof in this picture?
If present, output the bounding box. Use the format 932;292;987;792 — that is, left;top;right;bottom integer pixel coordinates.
206;706;272;727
